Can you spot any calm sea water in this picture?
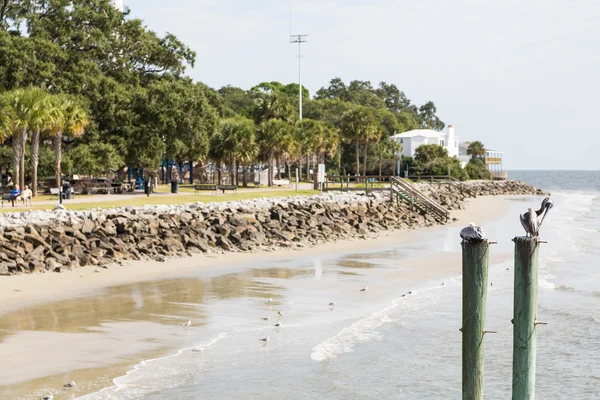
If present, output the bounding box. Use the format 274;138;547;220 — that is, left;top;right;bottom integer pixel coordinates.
78;171;599;400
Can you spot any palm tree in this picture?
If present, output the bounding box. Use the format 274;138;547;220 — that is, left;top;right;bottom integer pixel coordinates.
49;95;89;188
253;89;293;124
2;89;30;189
340;105;379;176
257;119;291;186
294;119;324;180
467;141;485;159
211;117;256;186
27;89;53;197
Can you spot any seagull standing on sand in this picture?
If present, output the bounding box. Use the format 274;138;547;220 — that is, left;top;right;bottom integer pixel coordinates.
64;381;76;388
360;286;368;292
41;395;53;400
266;298;273;304
520;198;554;238
274;321;282;327
182;320;192;327
277;311;283;317
460;223;487;242
261;316;270;321
259;336;270;342
329;302;335;306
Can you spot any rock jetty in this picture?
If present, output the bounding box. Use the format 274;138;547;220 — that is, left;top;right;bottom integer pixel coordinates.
0;180;544;275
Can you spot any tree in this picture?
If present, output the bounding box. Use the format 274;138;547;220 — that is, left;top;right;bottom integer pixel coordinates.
50;95;89;188
251;85;294;124
210;117;256;186
28;88;54;196
418;101;445;131
1;88;48;189
465;158;492;180
340;105;379;175
257;119;292;186
467;141;486;159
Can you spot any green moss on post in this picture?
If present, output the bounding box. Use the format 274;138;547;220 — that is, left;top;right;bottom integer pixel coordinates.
462;239;490;400
512;237;540;400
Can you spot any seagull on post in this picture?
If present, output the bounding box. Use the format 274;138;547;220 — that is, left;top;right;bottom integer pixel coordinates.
460;223;487;242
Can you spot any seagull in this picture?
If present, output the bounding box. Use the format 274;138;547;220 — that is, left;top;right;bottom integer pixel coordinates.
329;302;335;306
441;281;445;286
192;348;203;353
261;316;270;321
277;311;283;317
360;286;368;292
64;381;76;388
460;223;486;242
491;282;493;287
274;321;282;327
520;198;554;238
182;320;192;327
42;395;54;400
266;298;273;303
408;291;412;295
259;336;270;342
401;294;406;297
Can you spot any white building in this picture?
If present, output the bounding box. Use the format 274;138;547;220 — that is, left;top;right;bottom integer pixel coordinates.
111;0;124;12
390;125;460;158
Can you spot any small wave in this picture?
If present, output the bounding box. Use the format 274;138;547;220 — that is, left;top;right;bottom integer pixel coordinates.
78;330;235;400
310;284;447;363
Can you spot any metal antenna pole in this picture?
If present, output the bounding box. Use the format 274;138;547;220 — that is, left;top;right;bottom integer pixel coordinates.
290;34;308;121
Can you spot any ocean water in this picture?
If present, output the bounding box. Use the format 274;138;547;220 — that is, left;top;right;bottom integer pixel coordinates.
69;171;599;399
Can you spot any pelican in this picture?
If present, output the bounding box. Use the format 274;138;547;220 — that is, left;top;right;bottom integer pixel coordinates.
520;198;554;237
460;223;486;241
360;286;368;292
182;320;192;327
274;321;282;327
42;395;53;400
259;336;270;342
64;381;76;388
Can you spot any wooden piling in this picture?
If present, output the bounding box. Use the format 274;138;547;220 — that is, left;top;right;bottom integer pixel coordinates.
462;239;490;400
512;237;540;399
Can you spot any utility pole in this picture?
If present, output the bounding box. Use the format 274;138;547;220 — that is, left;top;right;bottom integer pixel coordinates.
290;34;308;121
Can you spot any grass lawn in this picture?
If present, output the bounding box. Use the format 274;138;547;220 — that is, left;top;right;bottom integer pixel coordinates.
0;189;319;213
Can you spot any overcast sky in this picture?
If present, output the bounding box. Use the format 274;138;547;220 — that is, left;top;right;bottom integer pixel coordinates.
125;0;600;170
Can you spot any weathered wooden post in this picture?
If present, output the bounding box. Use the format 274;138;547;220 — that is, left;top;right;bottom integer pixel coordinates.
512;237;542;399
462;238;491;400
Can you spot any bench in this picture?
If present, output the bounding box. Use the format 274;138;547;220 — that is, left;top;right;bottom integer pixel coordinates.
49;188;60;199
1;192;32;207
217;185;237;194
272;179;290;187
1;193;12;207
194;185;237;194
194;184;217;194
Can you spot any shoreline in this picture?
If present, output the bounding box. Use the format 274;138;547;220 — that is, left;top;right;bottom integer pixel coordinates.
0;195;511;314
0;194;528;399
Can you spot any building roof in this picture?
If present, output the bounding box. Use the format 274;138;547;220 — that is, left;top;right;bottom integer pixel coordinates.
391;129;445;139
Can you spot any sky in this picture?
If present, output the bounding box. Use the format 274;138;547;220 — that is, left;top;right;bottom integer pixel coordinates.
125;0;600;170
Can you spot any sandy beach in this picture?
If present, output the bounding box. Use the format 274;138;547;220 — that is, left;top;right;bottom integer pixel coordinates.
0;195;515;400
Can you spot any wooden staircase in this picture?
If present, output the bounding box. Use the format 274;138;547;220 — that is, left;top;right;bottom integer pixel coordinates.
390;177;450;222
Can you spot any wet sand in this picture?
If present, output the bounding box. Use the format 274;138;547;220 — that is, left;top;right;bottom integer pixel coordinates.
0;195;512;399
